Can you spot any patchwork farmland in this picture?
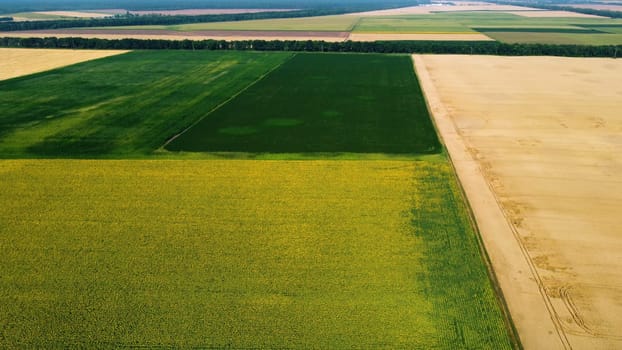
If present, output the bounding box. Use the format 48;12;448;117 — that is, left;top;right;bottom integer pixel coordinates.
5;2;622;44
2;0;621;348
0;49;516;348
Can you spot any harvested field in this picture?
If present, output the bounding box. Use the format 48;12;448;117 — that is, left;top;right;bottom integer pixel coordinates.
0;48;127;81
348;33;493;40
0;159;514;348
33;11;113;18
130;9;295;15
414;54;622;349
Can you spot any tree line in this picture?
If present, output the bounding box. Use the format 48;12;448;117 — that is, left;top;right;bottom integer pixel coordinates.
2;36;620;57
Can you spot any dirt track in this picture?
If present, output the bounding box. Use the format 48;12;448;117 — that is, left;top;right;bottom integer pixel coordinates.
414;54;622;349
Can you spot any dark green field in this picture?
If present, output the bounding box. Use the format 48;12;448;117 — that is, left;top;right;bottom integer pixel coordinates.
0;50;291;158
166;53;441;154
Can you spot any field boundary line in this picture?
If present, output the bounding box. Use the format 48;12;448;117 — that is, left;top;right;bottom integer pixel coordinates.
159;53;296;150
345;17;363;41
412;54;570;350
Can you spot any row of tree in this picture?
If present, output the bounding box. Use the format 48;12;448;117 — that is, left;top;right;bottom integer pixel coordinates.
2;36;620;57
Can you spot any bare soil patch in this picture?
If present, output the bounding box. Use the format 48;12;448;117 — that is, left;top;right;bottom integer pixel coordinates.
349;33;493;41
0;48;128;81
414;54;622;349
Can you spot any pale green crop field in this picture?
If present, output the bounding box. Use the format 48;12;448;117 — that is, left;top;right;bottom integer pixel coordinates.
352;12;622;33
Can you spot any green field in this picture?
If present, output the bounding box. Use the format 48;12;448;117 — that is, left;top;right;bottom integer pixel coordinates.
352;12;622;34
166;53;441;154
0;50;291;158
0;159;514;349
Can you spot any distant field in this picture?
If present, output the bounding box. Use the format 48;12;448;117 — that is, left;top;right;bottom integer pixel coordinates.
0;30;350;42
483;31;622;44
6;10;114;21
130;8;295;16
9;7;622;44
103;15;359;32
7;12;84;21
0;159;514;349
33;11;113;18
0;51;291;158
166;53;441;154
353;15;479;33
352;12;622;34
569;3;622;12
347;33;493;40
0;48;127;81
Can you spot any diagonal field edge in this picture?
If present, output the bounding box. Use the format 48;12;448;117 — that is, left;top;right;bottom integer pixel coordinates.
159;52;297;150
